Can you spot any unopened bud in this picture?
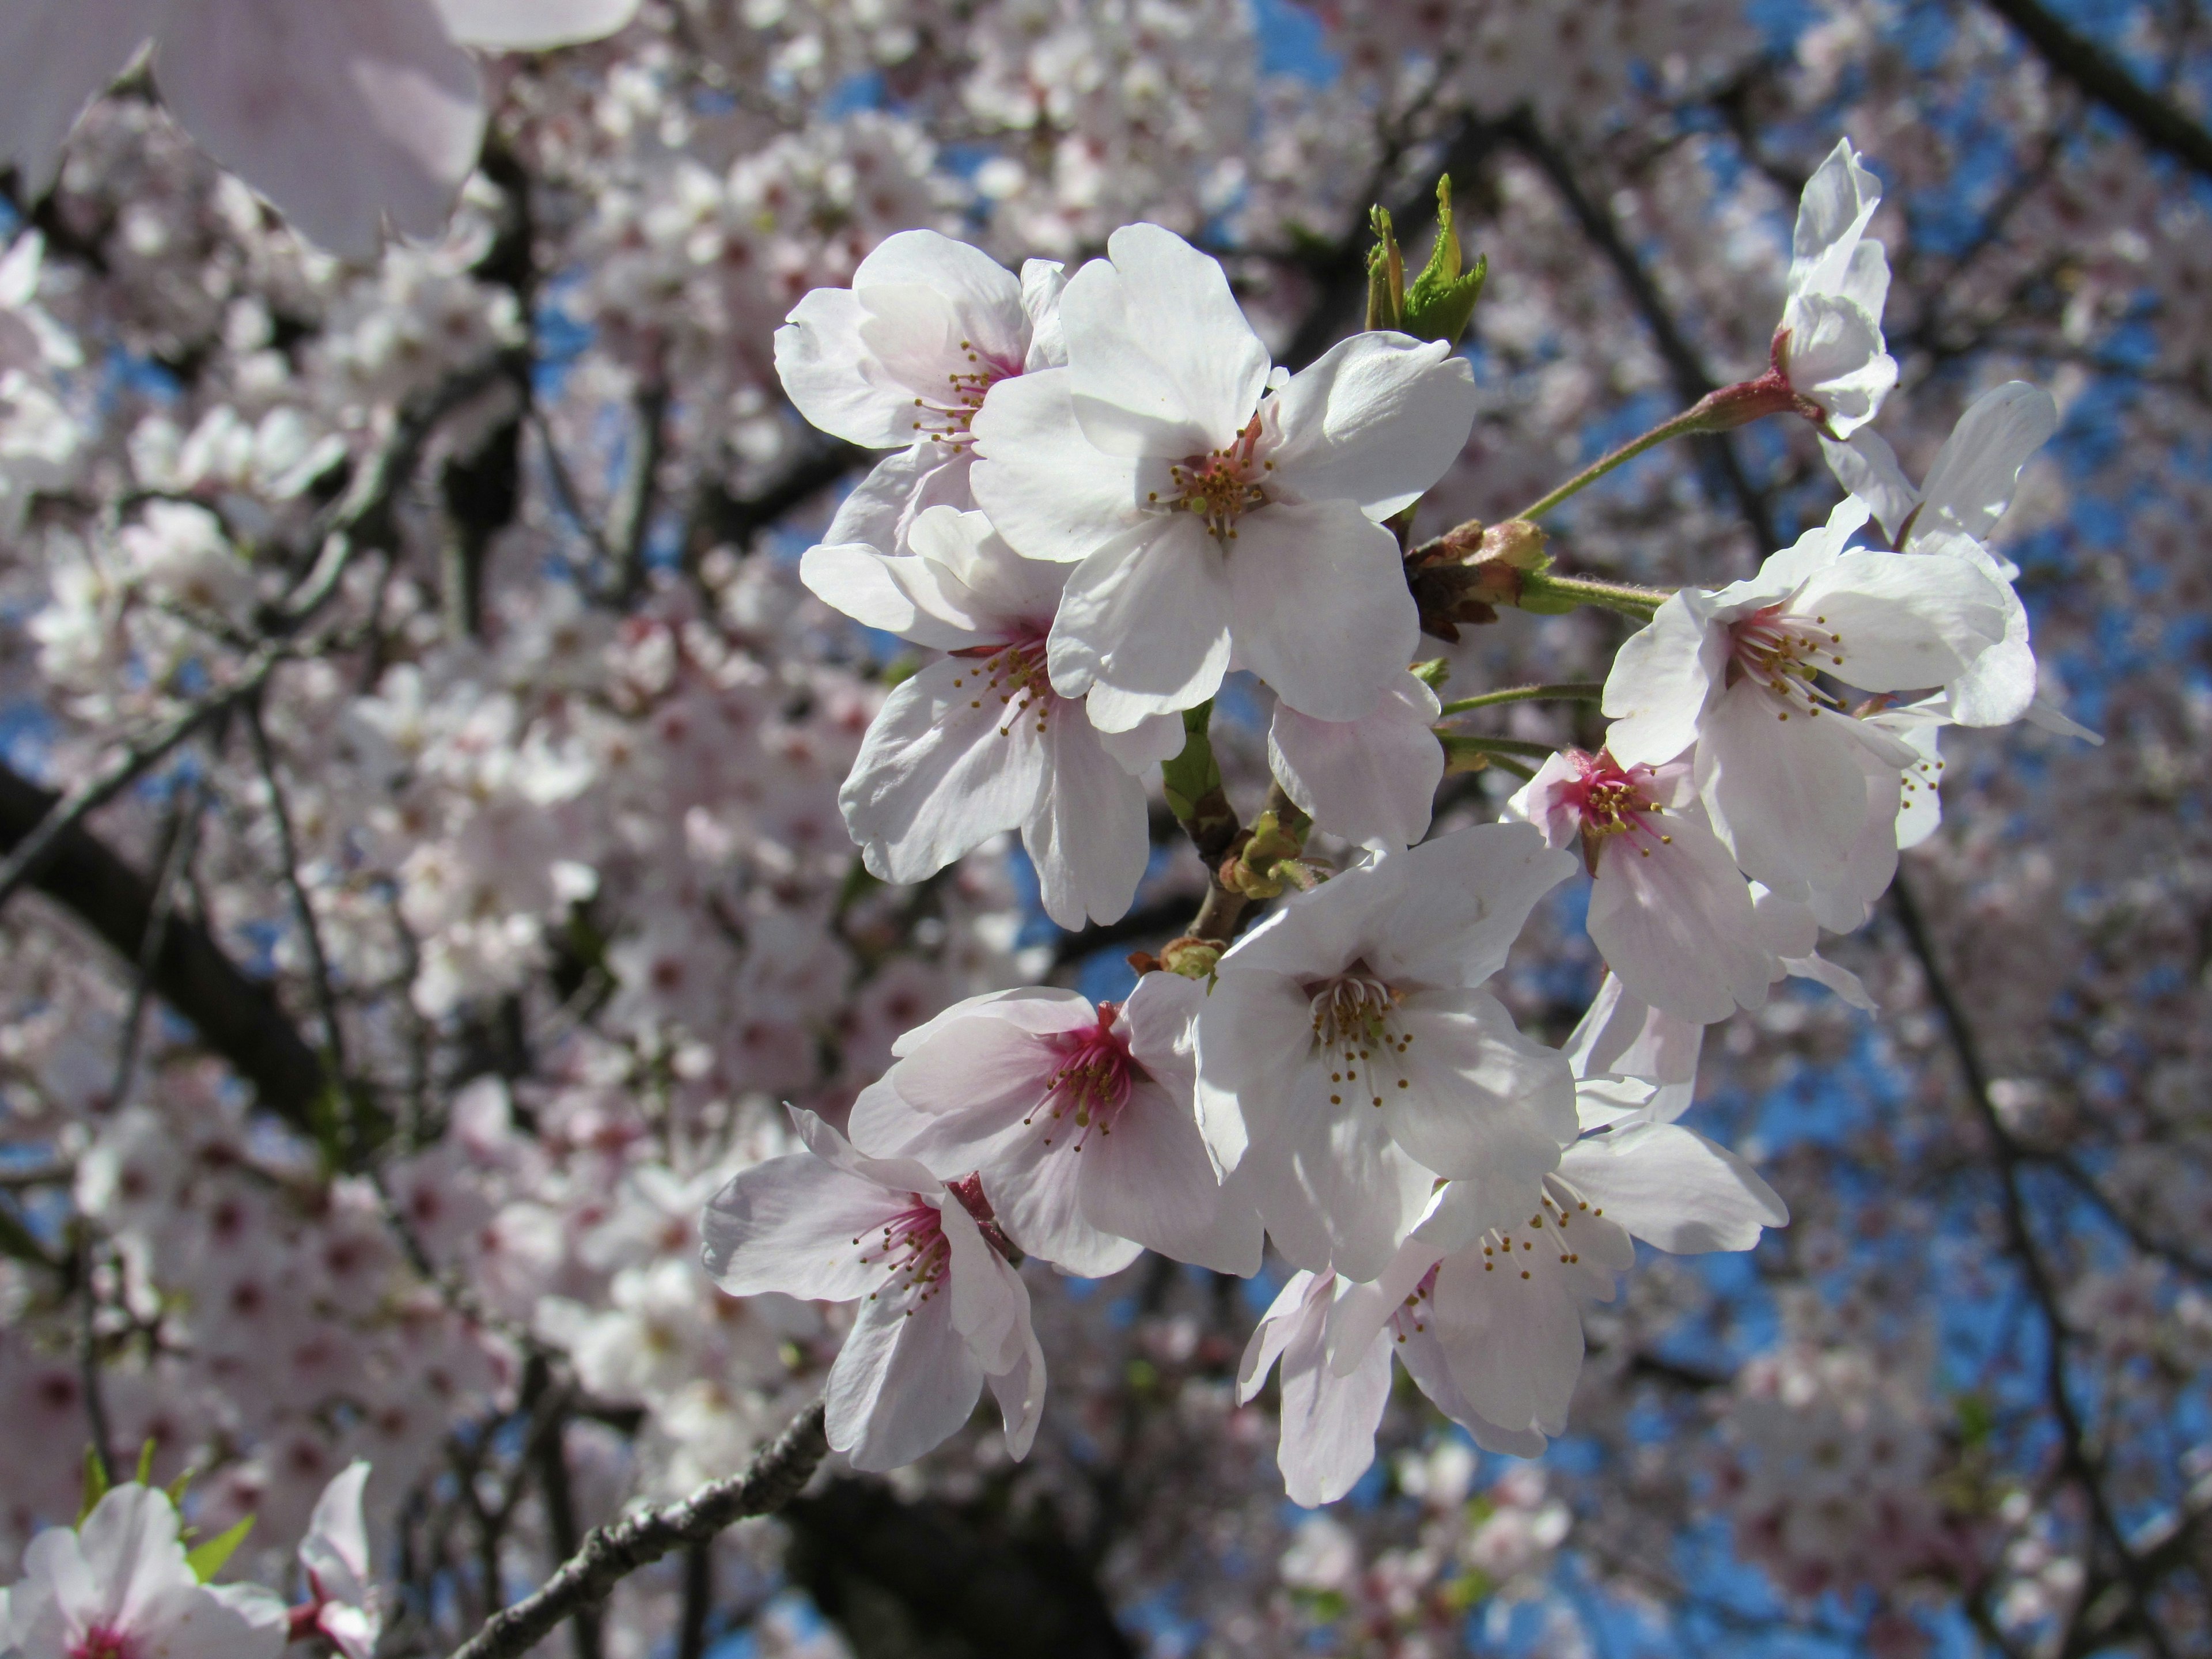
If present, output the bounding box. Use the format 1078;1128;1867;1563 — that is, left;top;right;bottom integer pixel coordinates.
1242;809;1302;865
1474;519;1547;570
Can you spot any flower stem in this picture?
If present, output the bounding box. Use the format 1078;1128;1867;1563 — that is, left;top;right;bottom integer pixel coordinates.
1437;732;1541;781
1516;571;1669;619
1435;681;1605;717
1512;406;1714;521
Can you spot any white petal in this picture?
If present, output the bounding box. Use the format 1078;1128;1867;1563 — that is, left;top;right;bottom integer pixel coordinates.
819;443;970;558
987;1127;1143;1277
1276;1316;1393;1508
839;657;1048;886
1095;709;1188;773
1916;381;2058;543
1047;516;1232;730
1564;974;1703;1093
985;1315;1047;1460
1429;1247;1586;1437
1382;990;1574;1184
1268;670;1442;851
1081;1075;1263;1275
1601;593;1726;768
1696;680;1869;891
825;1286;985;1472
851;229;1027;369
1779;294;1895;439
1018;259;1068;369
154;0;484;257
798;543;990;648
1024;711;1151;929
1396;1322;1548;1457
969;368;1146;562
1588;809;1773;1025
775;289;912;449
1262;332;1476;520
699;1152;900;1302
1820;428;1920;543
1227;501;1417;723
1245;1063;1442;1282
433;0;637;47
1058;223;1269;457
1369;821;1576;990
1560;1123;1787;1253
1788;138;1884;301
1794;548;2010;692
1238;1271;1325;1404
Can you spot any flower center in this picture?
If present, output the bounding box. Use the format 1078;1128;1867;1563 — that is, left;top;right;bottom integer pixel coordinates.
1026;1005;1136;1151
1726;603;1847;719
1306;969;1415;1111
909;340;1017;449
1556;748;1672;868
948;634;1054;738
855;1202;950;1313
1156;414;1271;539
1474;1176;1600;1281
72;1628;132;1659
1391;1263;1442;1343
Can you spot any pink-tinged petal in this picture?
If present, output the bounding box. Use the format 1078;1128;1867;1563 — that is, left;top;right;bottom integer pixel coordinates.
1322;1238;1438;1372
1695;679;1869;892
1396;1321;1548;1457
699;1151;903;1303
1024;709;1151;929
1785;950;1876;1009
132;1580;286;1659
838;656;1048;887
940;1199;1027;1366
298;1463;373;1601
1561;1123;1787;1253
1227;500;1416;723
1268;669;1443;851
1277;1311;1393;1508
1263;333;1476;520
1779;293;1895;438
1588;809;1774;1025
1564;974;1704;1094
853;1005;1070;1172
1503;749;1584;850
0;0;157;195
1048;516;1232;730
1916;381;2057;543
1820;426;1921;543
851;230;1028;367
1382;989;1574;1183
1080;1075;1262;1275
1368;822;1575;990
1907;530;2034;726
983;1117;1142;1277
970;369;1146;562
1058;223;1269;457
1794;548;2009;692
78;1485;191;1630
820;443;971;558
890;985;1089;1059
433;0;638;47
1804;751;1902;934
777;288;914;449
826;1286;985;1472
1429;1248;1586;1437
154;0;484;258
1600;593;1726;768
1238;1271;1325;1404
912;505;1070;626
1248;1060;1440;1282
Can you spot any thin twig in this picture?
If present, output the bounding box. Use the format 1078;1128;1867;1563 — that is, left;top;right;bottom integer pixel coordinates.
1978;0;2212;182
445;1400;830;1659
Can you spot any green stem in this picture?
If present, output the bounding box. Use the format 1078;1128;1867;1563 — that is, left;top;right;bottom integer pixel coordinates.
1518;570;1669;619
1436;681;1605;717
1435;732;1558;762
1510;404;1714;521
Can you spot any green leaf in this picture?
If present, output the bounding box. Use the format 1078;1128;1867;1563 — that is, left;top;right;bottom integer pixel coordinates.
1365;206;1403;332
1159;700;1220;825
78;1443;109;1524
1410;657;1450;689
135;1438;157;1487
185;1516;253;1583
1400;177;1487;347
165;1463;200;1507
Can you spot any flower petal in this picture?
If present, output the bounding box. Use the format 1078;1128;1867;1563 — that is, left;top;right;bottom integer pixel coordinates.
970;368;1146;562
1263;332;1476;520
1228;500;1416;722
1047;515;1231;730
1560;1123;1787;1252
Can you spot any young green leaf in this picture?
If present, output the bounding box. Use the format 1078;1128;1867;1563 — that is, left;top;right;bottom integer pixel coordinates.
185;1515;255;1584
1400;177;1487;347
77;1442;109;1525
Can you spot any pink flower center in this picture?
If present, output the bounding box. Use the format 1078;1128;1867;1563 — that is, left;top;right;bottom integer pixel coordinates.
1026;1005;1136;1150
855;1202;951;1313
909;340;1019;449
1554;748;1672;869
72;1626;132;1659
1305;969;1414;1111
948;633;1055;739
1157;413;1271;539
1725;602;1847;718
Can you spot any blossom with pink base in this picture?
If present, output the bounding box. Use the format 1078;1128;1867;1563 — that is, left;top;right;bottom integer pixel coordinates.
850;975;1262;1277
700;1109;1044;1473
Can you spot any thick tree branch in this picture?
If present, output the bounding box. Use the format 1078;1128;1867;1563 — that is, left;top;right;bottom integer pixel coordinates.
1979;0;2212;181
0;762;325;1130
445;1400;829;1659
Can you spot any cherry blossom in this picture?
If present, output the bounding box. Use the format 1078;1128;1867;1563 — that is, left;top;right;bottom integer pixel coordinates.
1602;500;2013;893
1195;824;1577;1282
0;1483;287;1659
849;975;1262;1277
700;1110;1044;1472
1267;670;1446;852
804;505;1180;927
293;1463;381;1659
1776;138;1897;440
777;232;1067;559
969;222;1474;728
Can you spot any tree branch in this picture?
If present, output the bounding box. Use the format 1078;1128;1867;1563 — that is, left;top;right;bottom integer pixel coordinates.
1979;0;2212;181
445;1400;829;1659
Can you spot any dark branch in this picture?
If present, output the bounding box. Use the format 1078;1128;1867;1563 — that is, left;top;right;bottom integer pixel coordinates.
1979;0;2212;182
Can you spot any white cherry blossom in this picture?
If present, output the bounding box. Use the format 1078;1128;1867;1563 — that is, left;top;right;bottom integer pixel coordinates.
778;233;1066;558
700;1109;1044;1472
848;975;1262;1277
1195;823;1577;1282
0;0;638;257
1267;669;1445;853
970;222;1473;729
1510;747;1777;1025
296;1463;381;1659
0;1483;287;1659
1603;500;2012;893
805;505;1181;929
1824;380;2059;726
1777;138;1897;440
